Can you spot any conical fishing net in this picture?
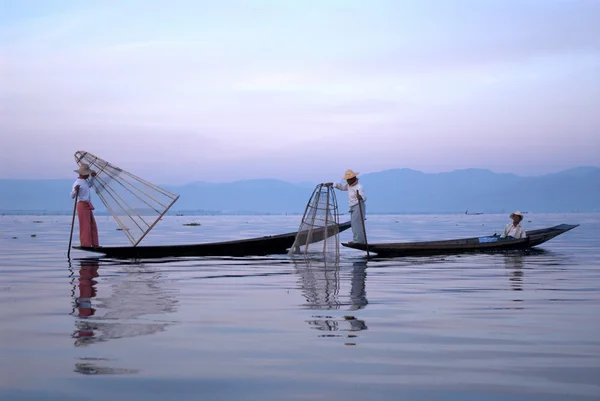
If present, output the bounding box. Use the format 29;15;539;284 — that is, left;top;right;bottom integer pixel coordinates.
74;151;180;246
288;184;340;257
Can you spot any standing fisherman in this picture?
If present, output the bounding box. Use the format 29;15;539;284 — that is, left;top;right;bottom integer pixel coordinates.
325;169;367;244
71;164;100;247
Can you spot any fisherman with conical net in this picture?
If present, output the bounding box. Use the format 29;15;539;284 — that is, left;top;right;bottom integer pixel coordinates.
71;151;180;249
324;169;367;245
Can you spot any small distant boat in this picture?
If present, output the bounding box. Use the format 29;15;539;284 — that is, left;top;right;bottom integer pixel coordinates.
465;210;483;215
342;224;579;257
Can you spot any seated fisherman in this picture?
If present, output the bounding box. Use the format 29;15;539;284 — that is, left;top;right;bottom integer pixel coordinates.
501;211;527;239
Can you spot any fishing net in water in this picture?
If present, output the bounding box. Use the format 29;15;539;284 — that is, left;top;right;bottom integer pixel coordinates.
288;184;340;257
74;151;180;246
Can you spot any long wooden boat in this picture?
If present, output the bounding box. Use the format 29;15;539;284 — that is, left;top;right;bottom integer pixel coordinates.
342;224;579;257
73;221;351;259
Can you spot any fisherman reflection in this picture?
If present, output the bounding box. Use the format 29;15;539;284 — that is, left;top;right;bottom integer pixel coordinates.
504;254;524;292
69;259;178;348
349;261;368;311
504;253;525;309
71;259;99;343
294;258;368;341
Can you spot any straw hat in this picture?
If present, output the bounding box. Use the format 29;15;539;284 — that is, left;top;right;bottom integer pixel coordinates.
509;211;524;220
343;169;359;180
74;163;93;176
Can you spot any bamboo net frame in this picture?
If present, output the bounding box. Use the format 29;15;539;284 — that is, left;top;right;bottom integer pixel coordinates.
288;184;340;257
74;151;180;246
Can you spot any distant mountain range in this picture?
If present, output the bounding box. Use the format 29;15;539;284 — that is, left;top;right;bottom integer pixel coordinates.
1;167;599;214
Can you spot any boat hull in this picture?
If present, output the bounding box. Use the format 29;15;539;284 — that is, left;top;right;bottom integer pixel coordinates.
73;221;351;259
342;224;579;257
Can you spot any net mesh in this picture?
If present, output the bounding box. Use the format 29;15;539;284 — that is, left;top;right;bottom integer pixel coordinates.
74;151;180;246
288;184;340;257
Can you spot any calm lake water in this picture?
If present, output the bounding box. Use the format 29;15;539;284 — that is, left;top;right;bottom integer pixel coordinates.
1;213;599;401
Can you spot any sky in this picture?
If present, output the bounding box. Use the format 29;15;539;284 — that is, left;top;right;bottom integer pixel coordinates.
1;0;599;184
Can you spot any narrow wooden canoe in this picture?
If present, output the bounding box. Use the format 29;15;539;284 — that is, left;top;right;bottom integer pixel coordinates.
73;221;351;259
342;224;579;257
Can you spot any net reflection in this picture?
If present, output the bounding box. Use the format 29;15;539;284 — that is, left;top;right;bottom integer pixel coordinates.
69;258;178;357
294;258;368;345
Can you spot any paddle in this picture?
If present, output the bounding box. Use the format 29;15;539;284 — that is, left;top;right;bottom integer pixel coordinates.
67;187;79;259
357;193;369;258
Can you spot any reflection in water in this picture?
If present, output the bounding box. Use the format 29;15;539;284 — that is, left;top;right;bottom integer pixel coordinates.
502;250;575;308
74;358;141;375
69;258;178;374
504;254;525;308
349;261;368;311
71;259;99;341
296;257;341;310
504;254;524;292
294;258;368;345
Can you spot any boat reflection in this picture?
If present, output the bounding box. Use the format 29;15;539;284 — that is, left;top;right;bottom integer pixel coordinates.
69;258;178;373
293;257;368;345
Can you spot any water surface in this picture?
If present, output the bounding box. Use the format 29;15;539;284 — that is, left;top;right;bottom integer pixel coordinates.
1;213;599;400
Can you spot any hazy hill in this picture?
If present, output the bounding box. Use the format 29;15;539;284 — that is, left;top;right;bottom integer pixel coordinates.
358;167;600;213
1;167;598;214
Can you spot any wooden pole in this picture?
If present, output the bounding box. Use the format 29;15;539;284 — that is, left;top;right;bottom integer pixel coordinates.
324;184;329;254
357;197;369;258
67;188;79;258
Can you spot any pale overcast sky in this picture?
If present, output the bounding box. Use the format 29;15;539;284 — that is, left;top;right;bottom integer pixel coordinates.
1;0;599;184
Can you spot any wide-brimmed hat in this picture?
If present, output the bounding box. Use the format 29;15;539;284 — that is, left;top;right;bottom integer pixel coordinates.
510;211;524;220
74;163;93;176
343;169;359;180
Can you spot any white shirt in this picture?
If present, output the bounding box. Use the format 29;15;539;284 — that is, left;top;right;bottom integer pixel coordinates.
333;182;367;207
71;177;95;202
501;223;527;239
